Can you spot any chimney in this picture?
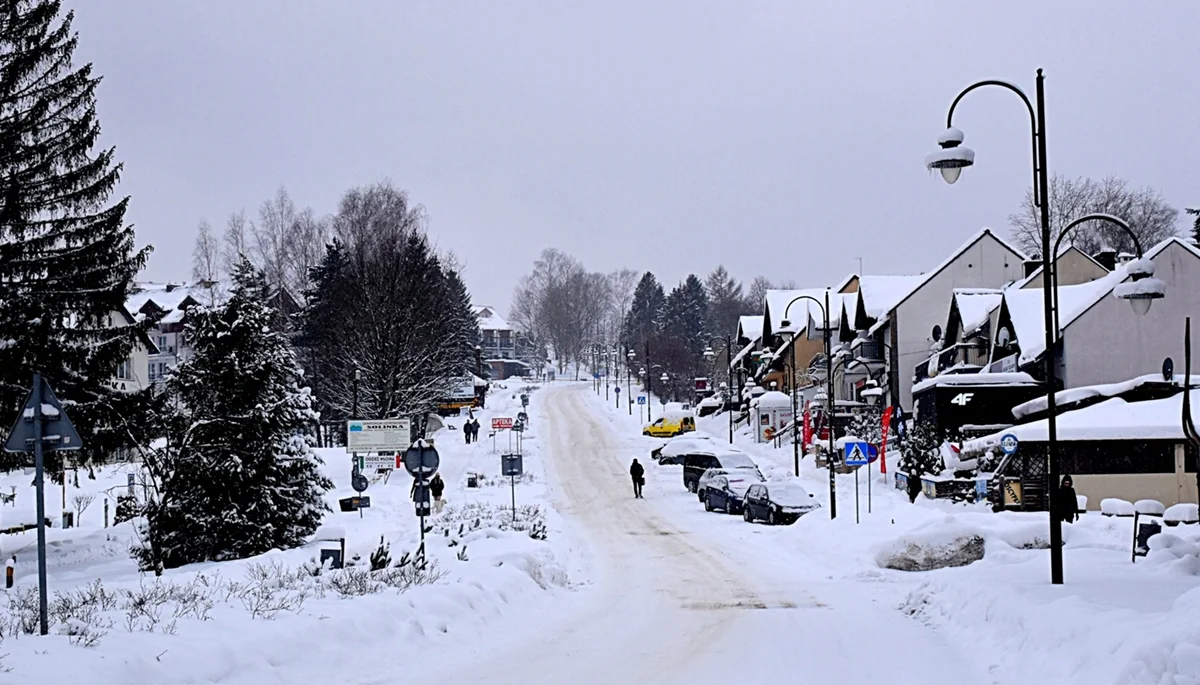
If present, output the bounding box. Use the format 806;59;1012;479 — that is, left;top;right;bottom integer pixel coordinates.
1023;259;1041;278
165;283;179;293
1093;247;1117;271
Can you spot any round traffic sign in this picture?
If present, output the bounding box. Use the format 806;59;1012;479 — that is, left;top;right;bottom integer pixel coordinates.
351;473;369;493
403;443;440;477
999;433;1019;456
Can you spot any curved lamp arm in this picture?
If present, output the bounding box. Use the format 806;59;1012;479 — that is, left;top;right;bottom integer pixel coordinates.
946;76;1042;208
781;294;829;330
1052;212;1143;259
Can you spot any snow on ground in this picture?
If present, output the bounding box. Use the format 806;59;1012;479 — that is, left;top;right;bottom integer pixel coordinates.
0;379;574;684
586;385;1200;685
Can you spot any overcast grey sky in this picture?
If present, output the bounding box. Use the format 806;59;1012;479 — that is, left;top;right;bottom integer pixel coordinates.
65;1;1198;312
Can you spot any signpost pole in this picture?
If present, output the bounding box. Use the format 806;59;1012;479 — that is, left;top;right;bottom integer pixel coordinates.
868;457;872;514
511;474;517;524
32;374;48;636
855;468;860;524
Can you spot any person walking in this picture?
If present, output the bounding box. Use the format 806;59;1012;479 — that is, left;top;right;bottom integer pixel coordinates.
1056;474;1079;524
430;473;446;514
630;458;645;499
906;465;923;504
471;418;481;444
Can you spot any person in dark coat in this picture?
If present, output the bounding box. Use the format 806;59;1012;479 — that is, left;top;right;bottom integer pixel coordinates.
906;465;923;504
471;418;481;443
630;458;645;498
463;420;472;444
1057;474;1079;523
430;473;446;514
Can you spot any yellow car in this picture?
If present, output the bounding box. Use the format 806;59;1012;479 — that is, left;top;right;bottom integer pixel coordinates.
642;415;696;438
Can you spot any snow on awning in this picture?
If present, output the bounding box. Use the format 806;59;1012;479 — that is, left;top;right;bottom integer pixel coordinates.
911;371;1037;395
964;389;1200;451
1011;374;1197;419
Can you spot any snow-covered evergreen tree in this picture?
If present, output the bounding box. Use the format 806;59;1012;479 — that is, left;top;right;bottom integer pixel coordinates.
0;1;153;467
898;420;956;478
136;260;331;570
849;409;883;448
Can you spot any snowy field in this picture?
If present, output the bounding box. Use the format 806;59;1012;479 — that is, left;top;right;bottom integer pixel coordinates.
1;380;1197;684
0;380;573;683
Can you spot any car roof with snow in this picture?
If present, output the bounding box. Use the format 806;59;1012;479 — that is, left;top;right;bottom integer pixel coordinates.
762;481;815;505
661;436;718;457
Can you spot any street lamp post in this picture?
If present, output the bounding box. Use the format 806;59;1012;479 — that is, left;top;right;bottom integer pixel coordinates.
927;70;1166;584
626;347;636;415
704;335;736;444
778;290;837;519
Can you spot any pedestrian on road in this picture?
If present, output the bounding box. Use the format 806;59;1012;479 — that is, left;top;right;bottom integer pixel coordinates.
1056;474;1079;524
471;418;481;443
630;458;645;499
430;473;446;514
463;420;472;444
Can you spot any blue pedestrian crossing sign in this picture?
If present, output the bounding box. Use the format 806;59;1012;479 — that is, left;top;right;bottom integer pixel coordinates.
636;395;647;405
844;441;878;466
615;386;621;394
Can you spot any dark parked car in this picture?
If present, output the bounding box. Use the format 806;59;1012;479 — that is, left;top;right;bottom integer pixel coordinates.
682;451;760;493
702;471;762;514
651;435;716;464
742;481;820;525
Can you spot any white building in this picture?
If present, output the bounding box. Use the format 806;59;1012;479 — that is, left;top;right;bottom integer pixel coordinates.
127;281;224;384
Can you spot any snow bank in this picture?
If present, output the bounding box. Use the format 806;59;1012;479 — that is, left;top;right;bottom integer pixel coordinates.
1102;498;1135;516
1135;499;1166;516
1166;503;1200;525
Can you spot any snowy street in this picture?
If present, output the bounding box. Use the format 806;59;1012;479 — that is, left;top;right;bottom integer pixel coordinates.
408;383;983;685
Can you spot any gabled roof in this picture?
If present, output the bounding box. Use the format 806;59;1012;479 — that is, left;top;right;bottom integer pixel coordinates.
473;305;511;332
951;288;1003;337
763;288;826;337
737;315;763;343
127;281;225;324
999;236;1197;365
1015;244;1109;289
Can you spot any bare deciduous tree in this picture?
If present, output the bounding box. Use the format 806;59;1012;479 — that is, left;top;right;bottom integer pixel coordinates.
284;207;330;301
222;210;250;276
192;219;220;283
72;492;95;524
254;186;297;293
1009;175;1181;257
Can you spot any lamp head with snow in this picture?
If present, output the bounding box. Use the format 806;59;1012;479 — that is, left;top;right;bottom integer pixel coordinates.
660;372;669;383
925;127;975;184
703;346;714;359
1113;257;1166;316
777;320;796;342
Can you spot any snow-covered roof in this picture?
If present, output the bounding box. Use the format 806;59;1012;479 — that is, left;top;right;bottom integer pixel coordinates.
764;288;825;335
1011;374;1197;419
1000;236;1190;365
912;371;1038;395
964;389;1200;449
1015;244;1109;288
473;305;511;332
860;228;1028;330
127;281;225;323
737;315;763;343
952;288;1003;337
752;390;792;408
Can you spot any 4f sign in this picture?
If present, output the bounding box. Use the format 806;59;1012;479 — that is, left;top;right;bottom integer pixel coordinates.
950;392;974;406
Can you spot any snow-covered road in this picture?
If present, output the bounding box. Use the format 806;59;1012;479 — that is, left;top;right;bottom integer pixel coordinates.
420;384;984;685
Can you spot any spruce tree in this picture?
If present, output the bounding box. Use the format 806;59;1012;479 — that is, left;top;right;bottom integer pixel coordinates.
0;1;152;466
1187;208;1199;245
621;272;665;354
136;260;331;570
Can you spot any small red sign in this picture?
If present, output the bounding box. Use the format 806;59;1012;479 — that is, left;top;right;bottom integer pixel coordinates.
492;417;513;430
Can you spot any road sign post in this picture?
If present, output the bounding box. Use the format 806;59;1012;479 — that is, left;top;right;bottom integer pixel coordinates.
614;385;620;409
844;441;878;525
403;441;440;553
502;453;524;523
4;373;84;636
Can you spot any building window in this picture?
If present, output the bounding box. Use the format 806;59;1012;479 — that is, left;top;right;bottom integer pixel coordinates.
117;359;131;380
500;331;511;348
149;364;157;381
157;335;167;350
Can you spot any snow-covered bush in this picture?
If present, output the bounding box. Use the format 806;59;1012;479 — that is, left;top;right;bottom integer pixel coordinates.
113;494;139;524
432;501;549;540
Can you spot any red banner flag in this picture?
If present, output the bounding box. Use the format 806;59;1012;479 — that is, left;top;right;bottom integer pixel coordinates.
802;404;812;451
879;406;894;474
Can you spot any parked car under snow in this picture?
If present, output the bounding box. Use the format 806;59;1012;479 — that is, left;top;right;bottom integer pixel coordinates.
742;481;820;525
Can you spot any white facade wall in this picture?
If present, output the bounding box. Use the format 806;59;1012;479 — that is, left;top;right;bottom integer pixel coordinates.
107;311;151;393
1063;242;1200;388
894;236;1026;410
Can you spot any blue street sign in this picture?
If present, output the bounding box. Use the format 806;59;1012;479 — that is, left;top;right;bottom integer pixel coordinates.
615;387;621;394
593;372;600;379
1000;433;1019;456
637;396;647;405
844;441;878;466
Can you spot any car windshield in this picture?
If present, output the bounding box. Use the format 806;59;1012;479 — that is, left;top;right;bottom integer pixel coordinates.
715;453;757;470
769;483;814;506
727;466;765;483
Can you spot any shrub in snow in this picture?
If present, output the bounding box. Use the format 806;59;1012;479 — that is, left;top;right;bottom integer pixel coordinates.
113;494;140;525
432;501;549;540
369;536;392;571
1101;498;1135;517
898;421;953;483
134;260;332;571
